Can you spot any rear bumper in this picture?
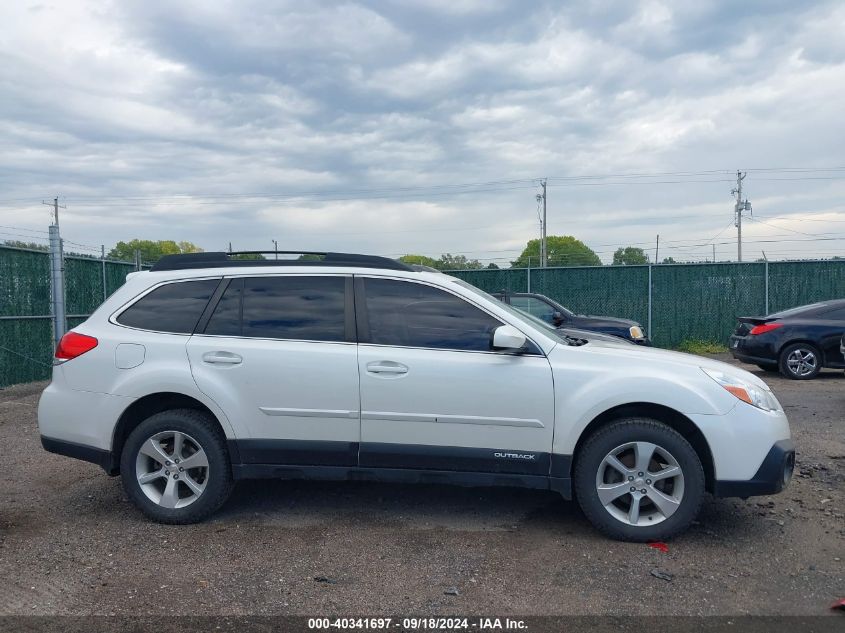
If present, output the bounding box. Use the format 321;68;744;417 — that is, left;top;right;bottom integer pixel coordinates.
712;439;795;498
41;436;118;475
729;335;777;365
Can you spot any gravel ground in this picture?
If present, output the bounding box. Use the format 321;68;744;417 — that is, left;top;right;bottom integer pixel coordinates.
1;353;843;617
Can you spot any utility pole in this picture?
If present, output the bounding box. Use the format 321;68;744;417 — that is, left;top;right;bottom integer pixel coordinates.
101;245;107;301
42;196;65;226
536;179;547;267
712;244;716;263
655;234;660;264
732;171;752;262
43;196;66;346
272;239;278;260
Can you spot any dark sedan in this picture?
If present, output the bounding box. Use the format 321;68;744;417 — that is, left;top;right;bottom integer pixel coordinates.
492;291;650;344
729;299;845;379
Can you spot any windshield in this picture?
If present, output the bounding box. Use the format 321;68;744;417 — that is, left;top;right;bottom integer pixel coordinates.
450;278;576;345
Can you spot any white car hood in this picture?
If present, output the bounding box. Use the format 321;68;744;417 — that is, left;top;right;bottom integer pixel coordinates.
571;338;772;391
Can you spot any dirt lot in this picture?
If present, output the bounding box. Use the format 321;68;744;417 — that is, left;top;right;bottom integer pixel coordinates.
1;354;843;617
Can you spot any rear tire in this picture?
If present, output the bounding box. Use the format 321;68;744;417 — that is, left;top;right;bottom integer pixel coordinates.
574;418;705;542
120;409;233;524
778;342;821;380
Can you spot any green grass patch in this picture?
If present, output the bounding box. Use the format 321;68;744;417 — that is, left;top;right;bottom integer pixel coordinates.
675;339;729;355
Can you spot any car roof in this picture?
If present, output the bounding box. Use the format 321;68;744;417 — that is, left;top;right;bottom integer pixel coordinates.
151;251;413;272
769;299;845;318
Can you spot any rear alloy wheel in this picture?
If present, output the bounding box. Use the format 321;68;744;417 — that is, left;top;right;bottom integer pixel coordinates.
574;418;704;541
779;343;821;380
121;409;233;524
135;430;209;509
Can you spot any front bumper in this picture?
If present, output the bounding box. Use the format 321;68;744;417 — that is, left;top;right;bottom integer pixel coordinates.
712;439;795;498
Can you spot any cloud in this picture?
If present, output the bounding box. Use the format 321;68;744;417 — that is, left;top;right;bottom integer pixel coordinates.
1;0;844;264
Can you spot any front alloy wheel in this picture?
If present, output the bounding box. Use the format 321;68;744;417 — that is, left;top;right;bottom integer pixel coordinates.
595;441;684;527
574;418;704;541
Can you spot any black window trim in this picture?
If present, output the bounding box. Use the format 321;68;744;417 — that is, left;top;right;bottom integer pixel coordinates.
194;277;232;333
109;276;225;335
195;273;355;344
353;274;545;356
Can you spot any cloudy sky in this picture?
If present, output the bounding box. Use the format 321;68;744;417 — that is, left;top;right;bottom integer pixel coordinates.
1;0;845;264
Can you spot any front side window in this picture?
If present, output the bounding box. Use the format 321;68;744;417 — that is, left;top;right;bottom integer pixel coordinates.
510;296;557;324
204;276;346;342
116;279;219;333
362;278;502;351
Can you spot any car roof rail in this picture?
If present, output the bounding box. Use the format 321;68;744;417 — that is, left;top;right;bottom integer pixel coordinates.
408;264;443;273
149;251;415;272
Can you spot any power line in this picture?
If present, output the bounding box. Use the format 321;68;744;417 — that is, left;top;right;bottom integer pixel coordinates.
0;225;50;235
753;212;845;223
746;216;819;237
3;165;844;208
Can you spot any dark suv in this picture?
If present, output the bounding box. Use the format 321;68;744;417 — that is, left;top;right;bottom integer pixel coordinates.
492;292;650;345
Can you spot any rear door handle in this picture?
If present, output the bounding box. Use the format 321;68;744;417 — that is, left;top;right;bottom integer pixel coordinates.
202;351;243;365
366;361;408;375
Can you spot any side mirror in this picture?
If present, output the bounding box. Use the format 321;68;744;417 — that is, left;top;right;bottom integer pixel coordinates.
492;325;527;352
552;311;565;326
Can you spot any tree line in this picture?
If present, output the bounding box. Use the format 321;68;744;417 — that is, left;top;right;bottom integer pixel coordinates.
6;236;809;267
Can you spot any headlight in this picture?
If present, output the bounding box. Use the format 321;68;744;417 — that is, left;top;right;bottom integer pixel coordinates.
701;368;781;412
629;325;645;339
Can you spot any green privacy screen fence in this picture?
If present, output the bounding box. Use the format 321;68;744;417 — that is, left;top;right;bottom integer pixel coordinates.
448;260;845;348
2;246;844;387
0;245;140;387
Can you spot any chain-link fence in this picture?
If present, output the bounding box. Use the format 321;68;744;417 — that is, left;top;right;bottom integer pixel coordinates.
0;245;140;387
448;260;845;348
3;248;844;387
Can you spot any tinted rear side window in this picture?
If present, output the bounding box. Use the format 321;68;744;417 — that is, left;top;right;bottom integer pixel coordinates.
362;278;502;351
117;279;219;333
240;276;346;341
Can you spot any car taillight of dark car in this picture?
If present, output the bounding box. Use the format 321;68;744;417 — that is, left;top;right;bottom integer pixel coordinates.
749;323;783;336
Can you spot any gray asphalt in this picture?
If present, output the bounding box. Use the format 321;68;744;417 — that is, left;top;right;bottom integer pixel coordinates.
1;354;842;616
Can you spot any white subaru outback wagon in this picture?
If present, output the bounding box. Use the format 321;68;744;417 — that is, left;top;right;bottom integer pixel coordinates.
38;251;795;541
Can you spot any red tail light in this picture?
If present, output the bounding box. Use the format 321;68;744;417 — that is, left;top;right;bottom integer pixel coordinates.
55;332;98;361
749;323;783;336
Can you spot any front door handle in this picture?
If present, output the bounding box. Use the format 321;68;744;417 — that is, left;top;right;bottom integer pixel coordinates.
202;351;243;365
366;361;408;375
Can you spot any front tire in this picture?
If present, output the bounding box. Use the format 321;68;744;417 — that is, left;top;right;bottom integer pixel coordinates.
779;342;821;380
574;418;705;542
120;409;233;524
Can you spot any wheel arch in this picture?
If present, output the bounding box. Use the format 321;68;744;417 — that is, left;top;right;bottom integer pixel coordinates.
572;402;716;493
111;392;237;475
